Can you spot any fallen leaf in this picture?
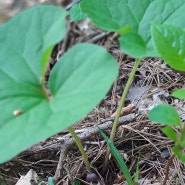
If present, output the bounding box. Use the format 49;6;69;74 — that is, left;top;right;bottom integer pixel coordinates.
16;169;38;185
111;104;135;118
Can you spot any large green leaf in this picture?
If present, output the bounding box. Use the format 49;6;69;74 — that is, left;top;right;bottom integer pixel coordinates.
79;0;185;58
148;104;181;126
152;24;185;71
70;3;87;21
0;6;118;163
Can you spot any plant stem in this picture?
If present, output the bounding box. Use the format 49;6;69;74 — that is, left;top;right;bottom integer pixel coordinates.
104;58;141;169
68;126;91;171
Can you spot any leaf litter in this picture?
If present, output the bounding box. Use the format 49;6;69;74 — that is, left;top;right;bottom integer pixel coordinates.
1;0;185;185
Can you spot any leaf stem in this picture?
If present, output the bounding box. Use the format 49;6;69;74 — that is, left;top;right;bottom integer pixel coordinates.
104;58;141;168
68;126;91;171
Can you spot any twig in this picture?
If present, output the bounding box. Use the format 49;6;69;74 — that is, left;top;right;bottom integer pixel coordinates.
53;113;135;180
162;155;175;185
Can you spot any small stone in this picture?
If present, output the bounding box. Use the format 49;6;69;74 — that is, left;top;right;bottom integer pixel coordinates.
123;153;128;161
174;99;179;104
86;173;99;182
163;92;169;98
161;150;170;159
161;63;167;69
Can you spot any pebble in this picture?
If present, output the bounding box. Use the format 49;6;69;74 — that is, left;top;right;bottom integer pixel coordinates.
86;173;99;182
161;149;170;159
174;99;179;104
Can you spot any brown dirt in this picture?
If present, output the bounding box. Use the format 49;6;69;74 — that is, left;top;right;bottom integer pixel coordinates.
1;1;185;185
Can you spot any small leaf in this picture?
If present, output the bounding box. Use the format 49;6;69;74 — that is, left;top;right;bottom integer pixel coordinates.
152;24;185;71
162;126;178;142
74;179;81;185
180;155;185;163
47;177;55;185
98;127;133;185
119;32;147;58
70;3;87;22
172;89;185;99
172;146;181;158
148;104;181;126
179;133;185;147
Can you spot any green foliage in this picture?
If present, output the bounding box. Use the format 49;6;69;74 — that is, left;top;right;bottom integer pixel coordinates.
134;160;139;183
98;127;133;185
71;0;185;58
162;126;178;142
0;5;118;163
172;89;185;99
70;3;87;21
70;0;185;169
119;32;147;58
149;23;185;162
148;104;185;162
148;104;181;126
74;179;81;185
151;24;185;71
47;177;55;185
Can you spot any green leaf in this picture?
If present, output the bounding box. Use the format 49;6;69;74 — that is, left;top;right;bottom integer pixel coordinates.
152;24;185;71
162;126;178;142
119;32;147;58
80;0;152;32
148;104;181;126
180;155;185;163
98;127;133;185
172;89;185;99
47;177;55;185
172;145;181;158
74;179;81;185
179;133;185;147
80;0;185;58
0;6;118;163
134;159;139;183
70;3;87;22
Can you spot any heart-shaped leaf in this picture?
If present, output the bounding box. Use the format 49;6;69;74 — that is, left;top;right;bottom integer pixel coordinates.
152;24;185;71
79;0;185;58
0;6;118;163
148;104;181;126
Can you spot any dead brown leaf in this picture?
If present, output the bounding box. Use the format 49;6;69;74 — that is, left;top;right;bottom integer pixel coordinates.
111;104;135;118
15;169;38;185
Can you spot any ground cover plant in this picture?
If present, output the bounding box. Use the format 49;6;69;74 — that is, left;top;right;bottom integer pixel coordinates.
0;4;118;167
70;0;185;183
1;1;184;183
148;24;185;184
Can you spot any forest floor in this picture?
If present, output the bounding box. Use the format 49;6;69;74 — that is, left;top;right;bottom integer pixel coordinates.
1;1;185;185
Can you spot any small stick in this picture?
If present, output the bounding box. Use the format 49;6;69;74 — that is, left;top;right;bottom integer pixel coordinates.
53;114;135;181
162;155;175;185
